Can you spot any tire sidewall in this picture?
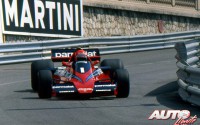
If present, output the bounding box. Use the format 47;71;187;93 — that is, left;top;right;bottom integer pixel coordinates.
38;70;53;98
114;69;130;98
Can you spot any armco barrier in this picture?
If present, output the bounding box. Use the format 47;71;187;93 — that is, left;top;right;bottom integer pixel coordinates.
0;30;200;65
175;40;200;106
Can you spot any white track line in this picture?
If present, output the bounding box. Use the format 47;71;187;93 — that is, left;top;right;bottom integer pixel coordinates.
0;79;30;86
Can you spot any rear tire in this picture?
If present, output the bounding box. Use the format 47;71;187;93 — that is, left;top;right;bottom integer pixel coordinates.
31;60;54;91
114;69;130;98
100;59;124;78
38;70;53;99
100;59;124;70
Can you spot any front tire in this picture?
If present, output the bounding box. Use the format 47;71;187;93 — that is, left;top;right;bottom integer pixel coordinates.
114;69;130;98
38;70;53;99
31;60;54;91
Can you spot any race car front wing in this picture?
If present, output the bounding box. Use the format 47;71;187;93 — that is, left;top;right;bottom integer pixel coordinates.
52;82;117;96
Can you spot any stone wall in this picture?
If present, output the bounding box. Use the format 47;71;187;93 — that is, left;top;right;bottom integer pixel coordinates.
5;35;57;43
83;6;200;37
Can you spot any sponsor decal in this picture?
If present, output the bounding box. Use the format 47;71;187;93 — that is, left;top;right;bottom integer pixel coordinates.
59;90;74;93
78;88;93;92
52;85;74;89
148;110;197;125
55;51;97;58
1;0;82;37
55;52;73;58
95;84;116;87
96;89;111;92
86;51;97;57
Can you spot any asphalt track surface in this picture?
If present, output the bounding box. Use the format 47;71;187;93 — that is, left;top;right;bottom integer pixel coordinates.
0;49;199;125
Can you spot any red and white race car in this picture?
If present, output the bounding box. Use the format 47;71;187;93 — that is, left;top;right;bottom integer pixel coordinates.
31;48;130;99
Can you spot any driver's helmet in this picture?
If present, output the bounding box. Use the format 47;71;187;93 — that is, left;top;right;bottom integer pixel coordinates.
76;53;87;62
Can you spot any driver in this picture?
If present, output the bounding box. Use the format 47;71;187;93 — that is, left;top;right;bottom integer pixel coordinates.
75;53;88;62
69;47;87;62
60;48;88;82
62;47;88;67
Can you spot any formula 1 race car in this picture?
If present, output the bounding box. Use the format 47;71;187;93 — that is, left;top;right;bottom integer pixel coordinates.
31;48;130;99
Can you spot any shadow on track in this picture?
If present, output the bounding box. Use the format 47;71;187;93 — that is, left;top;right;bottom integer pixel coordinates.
145;81;179;96
21;96;116;101
15;89;116;101
54;96;116;101
14;89;35;93
145;81;200;116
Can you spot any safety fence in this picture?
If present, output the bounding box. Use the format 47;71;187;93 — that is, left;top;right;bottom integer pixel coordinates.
175;40;200;106
0;30;200;65
119;0;198;9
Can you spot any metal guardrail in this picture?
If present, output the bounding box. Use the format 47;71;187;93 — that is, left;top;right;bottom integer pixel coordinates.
175;40;200;106
0;30;200;65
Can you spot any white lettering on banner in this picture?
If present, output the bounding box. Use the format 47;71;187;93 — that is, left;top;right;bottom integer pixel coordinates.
34;0;45;29
3;0;80;31
75;5;79;31
63;3;73;31
4;0;19;27
46;1;55;30
57;2;62;30
20;0;33;28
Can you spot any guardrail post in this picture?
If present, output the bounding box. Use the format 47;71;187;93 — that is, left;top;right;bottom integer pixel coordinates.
195;0;200;10
171;0;175;6
146;0;150;4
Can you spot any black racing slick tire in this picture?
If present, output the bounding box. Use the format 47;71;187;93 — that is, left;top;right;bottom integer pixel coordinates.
38;70;53;99
114;69;130;98
100;59;124;70
31;60;54;91
100;59;124;78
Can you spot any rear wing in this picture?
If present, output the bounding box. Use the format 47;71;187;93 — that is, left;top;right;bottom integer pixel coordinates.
51;49;100;62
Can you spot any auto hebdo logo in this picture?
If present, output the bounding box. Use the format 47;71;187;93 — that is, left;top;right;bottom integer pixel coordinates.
148;110;197;125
